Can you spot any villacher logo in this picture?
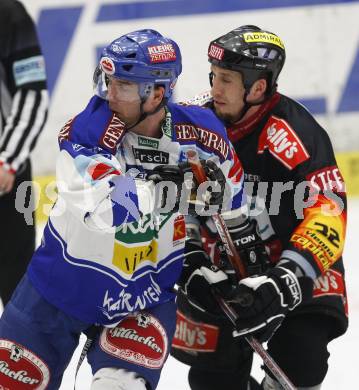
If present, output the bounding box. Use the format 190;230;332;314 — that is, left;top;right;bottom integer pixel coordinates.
0;339;50;389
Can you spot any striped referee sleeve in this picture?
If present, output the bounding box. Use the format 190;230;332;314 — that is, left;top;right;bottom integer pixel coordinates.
0;88;48;172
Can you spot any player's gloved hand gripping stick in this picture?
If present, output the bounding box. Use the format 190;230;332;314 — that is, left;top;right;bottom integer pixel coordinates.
186;149;297;390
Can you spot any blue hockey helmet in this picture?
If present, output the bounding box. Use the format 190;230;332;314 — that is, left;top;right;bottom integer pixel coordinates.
94;29;182;101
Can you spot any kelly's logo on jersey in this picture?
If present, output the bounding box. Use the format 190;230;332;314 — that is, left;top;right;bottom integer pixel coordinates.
175;124;229;160
258;116;310;170
132;147;169;164
148;44;176;63
172;310;219;352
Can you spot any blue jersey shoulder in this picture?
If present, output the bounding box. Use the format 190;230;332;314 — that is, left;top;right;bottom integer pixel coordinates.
168;103;230;162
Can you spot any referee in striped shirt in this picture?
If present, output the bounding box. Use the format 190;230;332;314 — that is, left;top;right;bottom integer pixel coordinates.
0;0;48;307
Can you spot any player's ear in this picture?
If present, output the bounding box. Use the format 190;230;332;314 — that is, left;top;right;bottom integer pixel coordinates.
153;85;165;103
248;79;267;102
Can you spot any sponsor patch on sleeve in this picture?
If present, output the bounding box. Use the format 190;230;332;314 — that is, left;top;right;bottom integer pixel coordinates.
290;195;346;272
99;313;168;369
171;310;219;352
306;165;345;194
13;55;46;86
0;339;50;389
313;269;348;316
258;115;310;170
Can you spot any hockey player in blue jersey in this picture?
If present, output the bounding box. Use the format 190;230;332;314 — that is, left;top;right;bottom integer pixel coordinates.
0;29;244;389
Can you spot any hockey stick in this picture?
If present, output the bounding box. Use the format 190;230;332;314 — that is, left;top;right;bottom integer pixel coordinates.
186;149;297;390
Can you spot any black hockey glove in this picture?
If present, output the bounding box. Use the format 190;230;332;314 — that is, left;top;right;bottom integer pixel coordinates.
225;218;271;276
178;241;234;315
231;261;314;342
148;160;226;215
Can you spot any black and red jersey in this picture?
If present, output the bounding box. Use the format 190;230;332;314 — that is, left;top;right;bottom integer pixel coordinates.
189;91;348;333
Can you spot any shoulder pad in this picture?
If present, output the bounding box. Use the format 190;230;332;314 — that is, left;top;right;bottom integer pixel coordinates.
258;115;310;170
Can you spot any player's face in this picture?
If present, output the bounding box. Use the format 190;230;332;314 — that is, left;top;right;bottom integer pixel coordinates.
107;76;142;126
210;65;246;123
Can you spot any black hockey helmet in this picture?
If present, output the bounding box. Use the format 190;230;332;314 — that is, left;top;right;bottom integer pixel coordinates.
208;25;285;95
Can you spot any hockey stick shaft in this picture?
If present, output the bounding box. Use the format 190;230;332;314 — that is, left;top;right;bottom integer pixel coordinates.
186;149;297;390
186;150;247;278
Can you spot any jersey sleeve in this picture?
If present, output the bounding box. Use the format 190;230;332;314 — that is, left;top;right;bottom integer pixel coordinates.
56;131;156;231
0;1;48;173
283;127;347;279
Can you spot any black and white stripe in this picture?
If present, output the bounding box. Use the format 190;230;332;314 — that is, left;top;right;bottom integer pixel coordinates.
0;88;48;171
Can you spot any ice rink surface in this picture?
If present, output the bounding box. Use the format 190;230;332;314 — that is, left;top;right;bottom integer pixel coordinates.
1;198;358;389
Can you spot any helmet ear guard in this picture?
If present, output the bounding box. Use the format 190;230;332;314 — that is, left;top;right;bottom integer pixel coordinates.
208;25;285;96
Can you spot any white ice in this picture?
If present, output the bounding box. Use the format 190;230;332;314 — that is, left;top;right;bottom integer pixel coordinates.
1;199;358;389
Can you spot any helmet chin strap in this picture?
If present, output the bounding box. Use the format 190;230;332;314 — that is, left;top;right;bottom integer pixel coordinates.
229;84;276;125
125;96;167;131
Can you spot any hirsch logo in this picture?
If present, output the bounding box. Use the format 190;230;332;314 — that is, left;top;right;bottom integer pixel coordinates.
148;44;176;63
100;56;115;74
208;44;224;61
258;116;309;170
132;147;169;164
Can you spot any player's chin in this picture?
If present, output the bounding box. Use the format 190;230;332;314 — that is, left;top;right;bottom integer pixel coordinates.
214;107;235;123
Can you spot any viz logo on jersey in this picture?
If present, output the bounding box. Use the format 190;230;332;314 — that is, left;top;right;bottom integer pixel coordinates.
208;44;224;61
100;57;115;75
148;44;176;63
99;313;168;369
258;116;310;170
0;340;50;389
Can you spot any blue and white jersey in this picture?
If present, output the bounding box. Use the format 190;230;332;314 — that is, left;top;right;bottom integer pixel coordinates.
27;96;244;326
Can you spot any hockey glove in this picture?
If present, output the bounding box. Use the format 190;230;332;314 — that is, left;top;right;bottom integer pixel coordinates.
232;261;313;342
225;218;271;276
179;241;234;315
148;160;227;215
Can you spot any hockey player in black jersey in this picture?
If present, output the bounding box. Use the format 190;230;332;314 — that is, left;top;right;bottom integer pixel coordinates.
0;0;48;307
171;25;348;390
